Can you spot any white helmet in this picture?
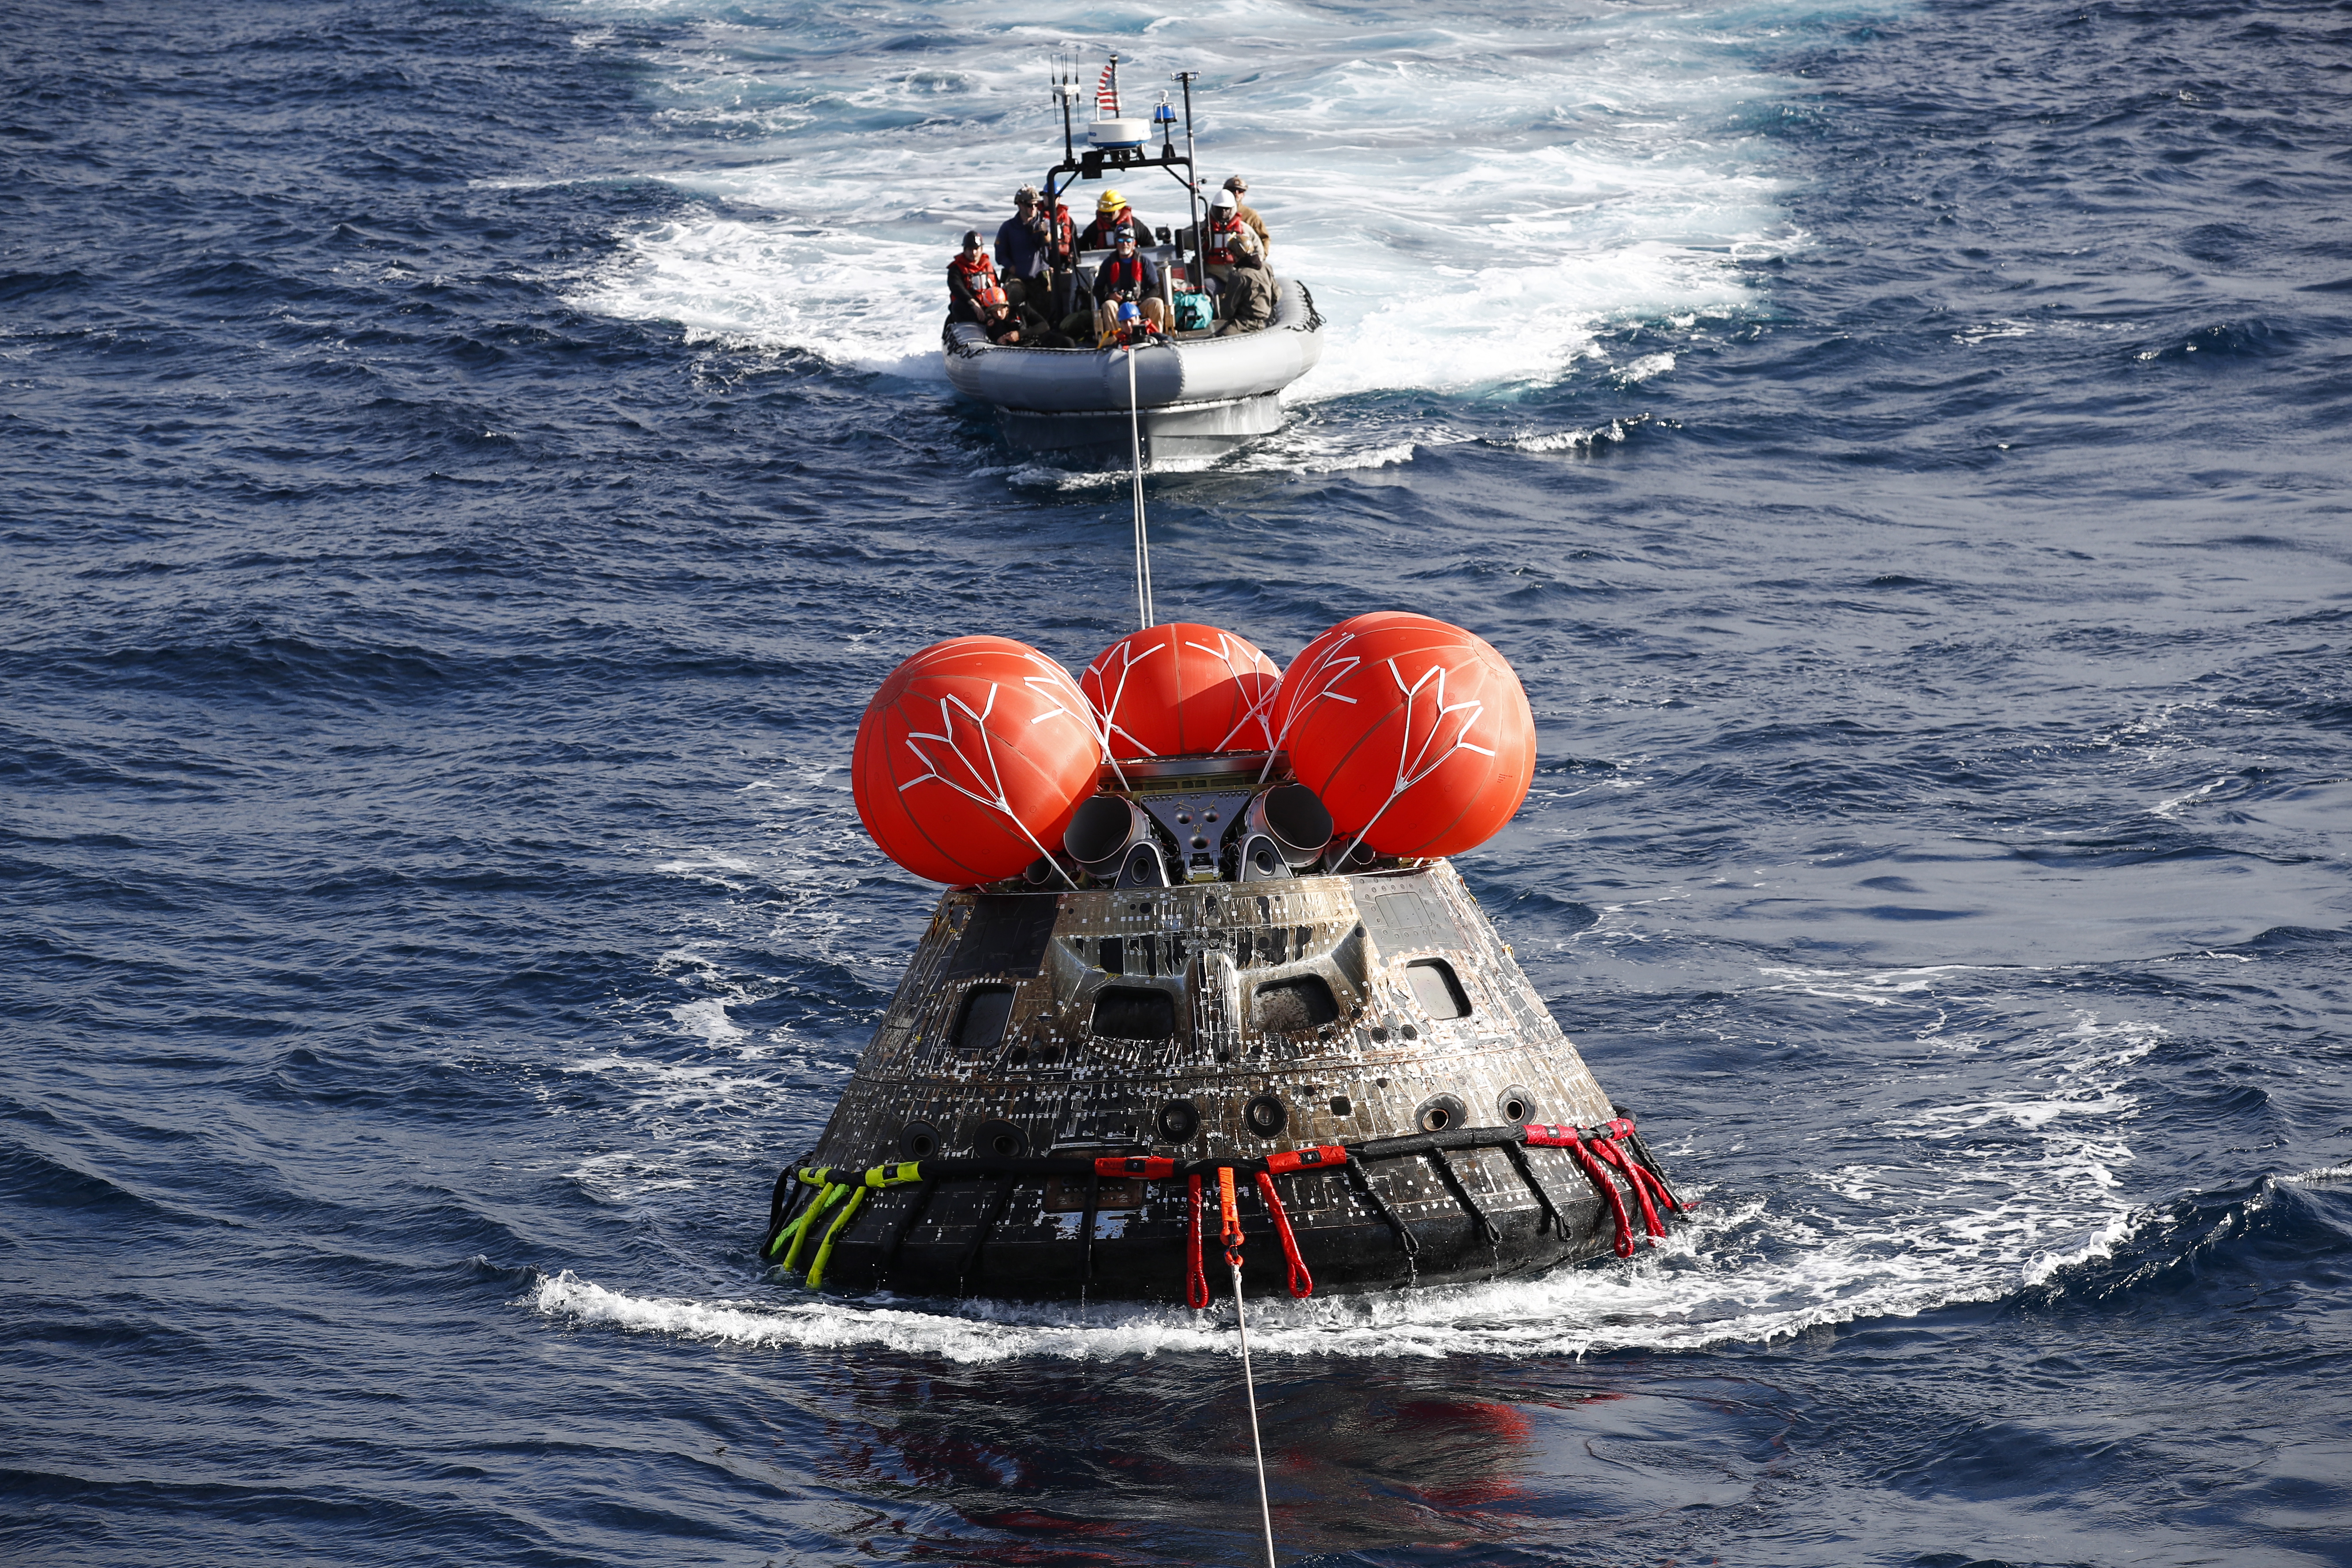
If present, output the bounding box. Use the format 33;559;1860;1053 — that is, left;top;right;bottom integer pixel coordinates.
1209;188;1237;210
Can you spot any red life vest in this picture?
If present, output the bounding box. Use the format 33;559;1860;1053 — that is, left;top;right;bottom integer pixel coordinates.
948;252;997;293
1099;254;1148;295
1081;209;1137;251
1048;210;1077;264
1208;213;1248;267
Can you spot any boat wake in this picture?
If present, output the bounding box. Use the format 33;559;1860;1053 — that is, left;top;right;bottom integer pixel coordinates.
557;2;1803;405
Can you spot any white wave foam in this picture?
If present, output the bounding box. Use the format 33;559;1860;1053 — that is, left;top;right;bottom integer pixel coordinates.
1610;351;1676;385
531;1167;2134;1363
536;985;2154;1364
1496;419;1638;454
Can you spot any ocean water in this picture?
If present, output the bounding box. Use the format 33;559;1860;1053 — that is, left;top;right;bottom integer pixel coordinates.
5;0;2352;1562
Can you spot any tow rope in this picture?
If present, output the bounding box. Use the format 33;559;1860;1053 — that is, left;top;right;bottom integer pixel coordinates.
1219;1166;1280;1568
1125;343;1155;630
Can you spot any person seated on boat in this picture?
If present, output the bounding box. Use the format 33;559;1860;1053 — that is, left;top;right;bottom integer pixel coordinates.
1201;188;1263;292
974;284;1076;349
1222;175;1272;258
994;187;1049;309
1077;188;1150;254
946;230;999;324
1096;298;1167;349
1213;244;1276;337
1088;228;1162;339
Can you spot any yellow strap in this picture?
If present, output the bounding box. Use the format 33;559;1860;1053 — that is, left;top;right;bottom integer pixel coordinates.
863;1161;926;1188
777;1183;843;1271
798;1165;833;1187
764;1205;808;1262
805;1186;871;1291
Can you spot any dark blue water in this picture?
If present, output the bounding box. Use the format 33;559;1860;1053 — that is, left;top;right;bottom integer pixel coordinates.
7;1;2352;1563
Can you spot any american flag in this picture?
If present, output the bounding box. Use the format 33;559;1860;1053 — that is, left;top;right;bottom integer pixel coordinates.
1094;61;1119;116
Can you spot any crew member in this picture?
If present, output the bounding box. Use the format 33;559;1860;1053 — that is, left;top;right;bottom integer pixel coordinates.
1098;298;1167;348
1222;175;1271;258
1214;244;1275;336
972;284;1069;347
1044;200;1078;267
945;230;998;323
1078;188;1151;253
1202;188;1261;291
1040;198;1080;318
1090;228;1162;340
994;187;1048;308
977;284;1077;348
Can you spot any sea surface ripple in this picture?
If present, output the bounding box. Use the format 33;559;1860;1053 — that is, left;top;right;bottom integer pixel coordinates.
4;0;2350;1564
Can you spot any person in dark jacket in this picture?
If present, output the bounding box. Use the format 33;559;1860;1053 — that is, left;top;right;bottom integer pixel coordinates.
973;284;1074;347
993;187;1048;308
1214;246;1276;336
945;230;998;323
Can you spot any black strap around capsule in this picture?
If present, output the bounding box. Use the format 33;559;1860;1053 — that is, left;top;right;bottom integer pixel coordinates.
1501;1140;1566;1236
1344;1158;1420;1258
883;1177;938;1269
1428;1146;1503;1247
957;1176;1017;1295
762;1152;817;1257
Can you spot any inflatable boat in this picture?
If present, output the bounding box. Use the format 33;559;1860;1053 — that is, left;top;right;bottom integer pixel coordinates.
942;54;1325;465
944;275;1323;465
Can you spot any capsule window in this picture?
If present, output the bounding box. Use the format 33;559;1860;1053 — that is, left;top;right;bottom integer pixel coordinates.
956;986;1016;1053
1093;986;1177;1042
1406;959;1472;1020
1254;975;1339;1034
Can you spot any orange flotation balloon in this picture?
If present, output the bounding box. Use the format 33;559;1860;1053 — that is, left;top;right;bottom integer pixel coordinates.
1272;612;1536;859
853;636;1103;885
1080;622;1279;761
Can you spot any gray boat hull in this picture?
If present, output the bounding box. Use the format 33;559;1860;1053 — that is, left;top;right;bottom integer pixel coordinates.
942;278;1324;464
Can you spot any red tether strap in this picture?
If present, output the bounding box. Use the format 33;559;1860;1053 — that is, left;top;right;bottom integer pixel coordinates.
1618;1136;1683;1218
1265;1145;1348;1175
1184;1174;1210;1309
1099;1155;1176;1179
1523;1122;1634;1255
1589;1137;1667;1240
1253;1171;1315;1298
1562;1132;1637;1257
1604;1118;1687;1213
1218;1166;1245;1271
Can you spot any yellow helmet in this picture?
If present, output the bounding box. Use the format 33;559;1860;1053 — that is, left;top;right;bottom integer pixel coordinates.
1096;189;1125;213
